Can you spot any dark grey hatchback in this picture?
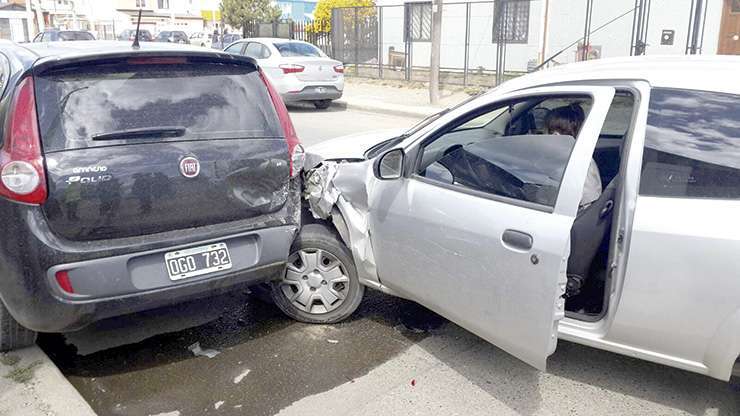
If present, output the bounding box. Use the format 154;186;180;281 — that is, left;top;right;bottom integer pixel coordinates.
0;41;304;350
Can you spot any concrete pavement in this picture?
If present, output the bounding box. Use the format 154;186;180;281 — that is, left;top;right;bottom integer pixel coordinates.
0;346;96;416
277;324;739;416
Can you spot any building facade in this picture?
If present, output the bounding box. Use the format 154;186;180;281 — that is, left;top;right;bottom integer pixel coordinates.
114;0;204;34
372;0;738;73
0;2;30;42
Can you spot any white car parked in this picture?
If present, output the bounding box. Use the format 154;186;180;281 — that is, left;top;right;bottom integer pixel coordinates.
224;38;344;109
276;55;740;382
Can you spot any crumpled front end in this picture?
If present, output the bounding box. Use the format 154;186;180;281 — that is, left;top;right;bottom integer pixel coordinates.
303;160;381;287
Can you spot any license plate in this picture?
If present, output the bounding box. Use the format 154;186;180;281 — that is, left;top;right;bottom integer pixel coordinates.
316;87;326;93
164;242;232;281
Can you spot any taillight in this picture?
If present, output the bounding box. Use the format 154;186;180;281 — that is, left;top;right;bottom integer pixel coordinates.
334;64;344;73
258;70;303;177
0;76;47;205
279;64;305;74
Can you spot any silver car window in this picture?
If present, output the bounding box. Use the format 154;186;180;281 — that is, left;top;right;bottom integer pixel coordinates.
640;88;740;199
417;95;594;207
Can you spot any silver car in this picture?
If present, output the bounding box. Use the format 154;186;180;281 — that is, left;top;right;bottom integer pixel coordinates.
224;38;344;109
271;55;740;382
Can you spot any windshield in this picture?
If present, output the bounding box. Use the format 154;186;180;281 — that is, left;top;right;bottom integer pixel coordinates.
274;42;322;57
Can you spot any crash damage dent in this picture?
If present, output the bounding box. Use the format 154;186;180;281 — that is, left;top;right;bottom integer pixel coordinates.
303;160;394;294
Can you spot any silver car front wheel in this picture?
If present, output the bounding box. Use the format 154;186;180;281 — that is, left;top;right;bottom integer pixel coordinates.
271;224;363;324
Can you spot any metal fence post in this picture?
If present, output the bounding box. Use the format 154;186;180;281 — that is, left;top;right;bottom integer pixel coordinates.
463;2;471;86
378;6;383;79
354;8;360;74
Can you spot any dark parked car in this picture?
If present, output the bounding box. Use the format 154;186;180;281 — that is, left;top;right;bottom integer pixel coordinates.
154;30;190;44
0;41;305;350
32;30;96;42
117;29;154;42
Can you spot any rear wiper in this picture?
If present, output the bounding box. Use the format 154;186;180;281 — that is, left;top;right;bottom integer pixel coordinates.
92;127;187;141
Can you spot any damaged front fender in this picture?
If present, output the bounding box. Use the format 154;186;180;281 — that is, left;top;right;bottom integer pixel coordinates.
303;160;381;287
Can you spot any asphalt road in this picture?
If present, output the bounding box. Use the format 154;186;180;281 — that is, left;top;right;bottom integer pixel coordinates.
38;106;740;416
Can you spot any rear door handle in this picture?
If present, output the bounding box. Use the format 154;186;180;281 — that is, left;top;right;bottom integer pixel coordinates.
502;229;533;251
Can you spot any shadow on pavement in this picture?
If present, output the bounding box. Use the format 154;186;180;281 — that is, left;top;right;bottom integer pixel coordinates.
286;101;347;113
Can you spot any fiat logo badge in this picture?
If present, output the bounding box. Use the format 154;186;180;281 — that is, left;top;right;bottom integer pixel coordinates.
179;157;200;178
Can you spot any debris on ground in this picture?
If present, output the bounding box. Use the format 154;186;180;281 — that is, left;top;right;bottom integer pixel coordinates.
214;401;225;410
233;369;251;384
187;342;220;359
411;379;416;387
327;339;339;344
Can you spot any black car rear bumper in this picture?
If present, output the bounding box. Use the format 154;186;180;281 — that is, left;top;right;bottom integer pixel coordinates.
0;177;301;333
0;223;297;333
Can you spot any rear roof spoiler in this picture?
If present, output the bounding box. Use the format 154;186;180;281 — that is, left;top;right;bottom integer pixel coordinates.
31;49;258;74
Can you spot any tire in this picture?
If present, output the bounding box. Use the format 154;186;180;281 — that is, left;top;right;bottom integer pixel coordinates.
0;300;37;352
313;100;332;110
270;224;364;324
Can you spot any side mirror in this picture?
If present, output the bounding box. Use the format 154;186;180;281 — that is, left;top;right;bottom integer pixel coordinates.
375;148;404;180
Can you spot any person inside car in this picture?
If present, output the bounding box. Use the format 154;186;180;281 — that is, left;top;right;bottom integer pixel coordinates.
545;104;602;208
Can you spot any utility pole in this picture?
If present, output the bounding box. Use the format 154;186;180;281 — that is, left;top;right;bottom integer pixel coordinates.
429;0;442;105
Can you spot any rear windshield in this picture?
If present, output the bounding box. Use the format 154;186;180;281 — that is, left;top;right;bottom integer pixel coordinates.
59;31;94;41
274;42;321;57
35;60;281;152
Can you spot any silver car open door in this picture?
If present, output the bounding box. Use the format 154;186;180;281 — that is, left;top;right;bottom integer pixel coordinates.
368;86;616;370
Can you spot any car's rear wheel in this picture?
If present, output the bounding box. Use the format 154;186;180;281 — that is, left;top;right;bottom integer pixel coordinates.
313;100;332;110
271;224;363;324
0;300;37;352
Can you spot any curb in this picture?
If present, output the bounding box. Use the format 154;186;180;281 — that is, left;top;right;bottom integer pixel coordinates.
0;346;97;416
334;99;440;119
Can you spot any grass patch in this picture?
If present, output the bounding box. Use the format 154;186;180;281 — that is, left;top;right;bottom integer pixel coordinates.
4;360;42;384
0;353;20;367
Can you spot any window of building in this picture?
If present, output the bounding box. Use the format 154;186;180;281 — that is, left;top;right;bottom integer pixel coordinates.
493;0;530;44
136;0;147;7
405;2;432;42
158;0;170;9
640;88;740;199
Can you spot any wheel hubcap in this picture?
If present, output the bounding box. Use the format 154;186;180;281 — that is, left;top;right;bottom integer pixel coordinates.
280;249;350;314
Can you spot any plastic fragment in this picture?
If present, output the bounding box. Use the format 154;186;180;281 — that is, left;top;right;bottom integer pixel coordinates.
187;342;220;359
214;401;224;410
327;339;339;344
233;368;251;384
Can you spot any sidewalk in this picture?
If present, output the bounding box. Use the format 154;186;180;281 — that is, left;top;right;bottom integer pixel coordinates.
0;346;96;416
337;77;483;118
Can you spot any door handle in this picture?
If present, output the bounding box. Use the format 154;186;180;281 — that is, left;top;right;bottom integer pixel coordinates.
502;229;533;251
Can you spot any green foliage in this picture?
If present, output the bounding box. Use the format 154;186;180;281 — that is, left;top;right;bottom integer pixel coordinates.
220;0;283;28
308;0;376;33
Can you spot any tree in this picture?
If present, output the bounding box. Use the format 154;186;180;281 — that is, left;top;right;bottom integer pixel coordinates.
220;0;282;28
308;0;375;33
